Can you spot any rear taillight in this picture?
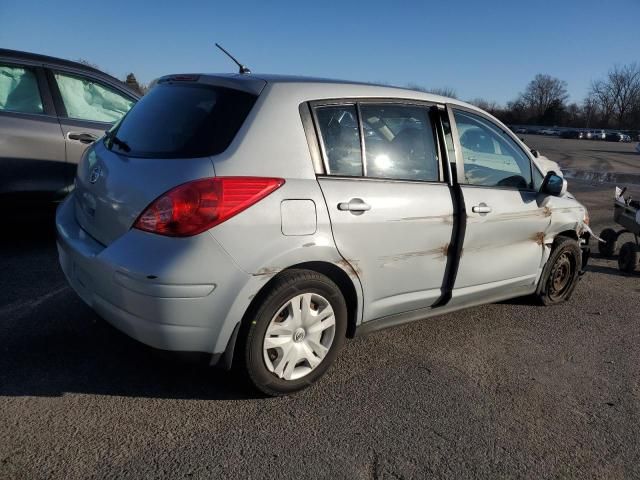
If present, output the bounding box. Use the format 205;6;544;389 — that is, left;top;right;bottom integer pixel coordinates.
133;177;284;237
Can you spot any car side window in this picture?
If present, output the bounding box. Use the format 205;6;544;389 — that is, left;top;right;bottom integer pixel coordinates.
360;104;438;181
0;64;44;114
314;105;363;176
54;72;134;123
454;110;533;189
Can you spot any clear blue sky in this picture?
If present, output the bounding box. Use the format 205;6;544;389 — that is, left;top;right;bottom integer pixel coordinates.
1;0;638;105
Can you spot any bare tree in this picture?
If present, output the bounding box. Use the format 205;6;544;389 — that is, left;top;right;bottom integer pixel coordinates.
519;74;568;119
590;79;616;126
609;63;640;126
581;95;598;128
588;63;640;128
125;73;145;95
76;58;100;69
467;98;500;114
407;83;458;99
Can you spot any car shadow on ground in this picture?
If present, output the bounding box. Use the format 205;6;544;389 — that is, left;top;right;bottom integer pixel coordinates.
0;206;259;401
0;300;261;400
588;252;638;277
587;264;638;277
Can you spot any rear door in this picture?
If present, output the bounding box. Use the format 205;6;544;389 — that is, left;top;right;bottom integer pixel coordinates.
0;61;66;198
47;68;136;173
312;101;455;322
447;107;550;305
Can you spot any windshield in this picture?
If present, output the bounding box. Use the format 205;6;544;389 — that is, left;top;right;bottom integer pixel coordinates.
107;83;257;158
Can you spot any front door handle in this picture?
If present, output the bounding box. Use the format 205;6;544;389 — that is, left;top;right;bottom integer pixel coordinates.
338;198;371;214
472;204;492;214
67;132;98;144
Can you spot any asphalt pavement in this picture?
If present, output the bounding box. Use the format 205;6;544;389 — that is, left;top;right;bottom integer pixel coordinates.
1;137;639;479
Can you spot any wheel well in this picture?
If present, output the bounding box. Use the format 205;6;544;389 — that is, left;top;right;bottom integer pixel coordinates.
554;230;578;243
243;261;360;339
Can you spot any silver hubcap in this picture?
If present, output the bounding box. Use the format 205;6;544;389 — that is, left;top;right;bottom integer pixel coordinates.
263;292;336;381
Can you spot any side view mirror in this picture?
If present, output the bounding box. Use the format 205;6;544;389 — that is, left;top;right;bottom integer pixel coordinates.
530;149;539;158
540;171;567;197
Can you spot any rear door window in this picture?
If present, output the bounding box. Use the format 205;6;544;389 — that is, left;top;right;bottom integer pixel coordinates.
0;64;43;114
54;72;134;123
109;83;257;158
314;105;363;176
360;104;439;181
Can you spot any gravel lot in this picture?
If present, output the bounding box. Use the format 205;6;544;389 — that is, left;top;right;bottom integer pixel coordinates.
1;136;639;479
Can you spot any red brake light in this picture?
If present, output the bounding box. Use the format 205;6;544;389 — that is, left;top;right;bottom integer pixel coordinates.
133;177;284;237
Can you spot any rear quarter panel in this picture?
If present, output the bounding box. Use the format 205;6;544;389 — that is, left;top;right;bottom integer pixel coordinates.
208;177;364;353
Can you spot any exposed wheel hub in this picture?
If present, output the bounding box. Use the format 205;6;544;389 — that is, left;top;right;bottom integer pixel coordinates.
549;252;574;299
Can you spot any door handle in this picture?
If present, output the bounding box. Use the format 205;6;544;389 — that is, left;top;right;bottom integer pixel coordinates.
472;204;492;214
338;198;371;214
67;132;98;144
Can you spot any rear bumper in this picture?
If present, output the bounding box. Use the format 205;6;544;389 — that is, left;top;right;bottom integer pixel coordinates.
56;195;250;354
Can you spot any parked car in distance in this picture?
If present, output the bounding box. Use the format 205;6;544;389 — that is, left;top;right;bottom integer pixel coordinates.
590;130;606;140
514;127;528;134
605;132;623;142
0;49;140;204
56;74;591;396
616;133;632;142
560;130;584;139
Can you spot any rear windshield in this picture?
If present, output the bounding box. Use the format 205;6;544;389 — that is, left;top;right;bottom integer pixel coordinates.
106;83;257;158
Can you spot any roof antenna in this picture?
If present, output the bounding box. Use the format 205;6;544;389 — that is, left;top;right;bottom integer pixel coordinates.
215;43;251;74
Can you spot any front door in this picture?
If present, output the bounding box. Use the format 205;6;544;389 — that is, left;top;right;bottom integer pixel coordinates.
313;102;454;322
48;69;136;182
449;108;550;305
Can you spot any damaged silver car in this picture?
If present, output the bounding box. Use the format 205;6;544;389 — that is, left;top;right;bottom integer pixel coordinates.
56;74;590;395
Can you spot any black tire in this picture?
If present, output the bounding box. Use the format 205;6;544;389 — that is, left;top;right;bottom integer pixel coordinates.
598;228;617;257
536;236;582;306
239;269;347;396
618;242;638;273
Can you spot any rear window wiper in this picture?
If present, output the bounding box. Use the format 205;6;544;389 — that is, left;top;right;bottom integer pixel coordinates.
104;130;131;153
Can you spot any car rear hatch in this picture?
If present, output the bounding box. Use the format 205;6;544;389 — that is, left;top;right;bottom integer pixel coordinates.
73;76;265;246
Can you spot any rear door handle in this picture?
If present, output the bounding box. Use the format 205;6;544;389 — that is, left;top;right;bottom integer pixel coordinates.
67;132;98;144
472;204;492;214
338;198;371;214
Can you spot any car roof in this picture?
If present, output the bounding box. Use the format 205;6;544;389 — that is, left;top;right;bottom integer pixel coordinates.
155;72;479;110
0;48;140;97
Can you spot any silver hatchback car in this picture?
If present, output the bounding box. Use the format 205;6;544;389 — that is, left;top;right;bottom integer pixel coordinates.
56;74;590;395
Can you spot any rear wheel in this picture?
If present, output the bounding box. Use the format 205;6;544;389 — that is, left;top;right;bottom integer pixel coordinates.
618;242;638;273
598;228;617;257
536;236;581;306
240;269;347;396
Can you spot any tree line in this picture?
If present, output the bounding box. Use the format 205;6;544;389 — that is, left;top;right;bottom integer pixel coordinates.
414;63;640;131
471;64;640;130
